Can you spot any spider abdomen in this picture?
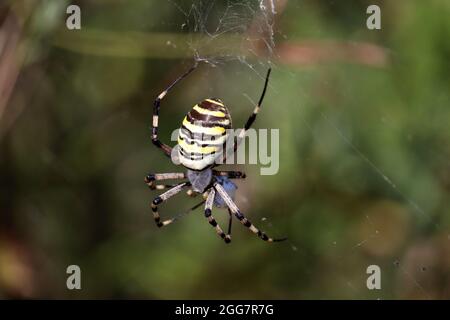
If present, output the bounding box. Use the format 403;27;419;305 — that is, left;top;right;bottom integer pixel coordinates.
177;98;232;171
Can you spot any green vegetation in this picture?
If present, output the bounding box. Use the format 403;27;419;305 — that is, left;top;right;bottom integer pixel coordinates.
0;0;449;299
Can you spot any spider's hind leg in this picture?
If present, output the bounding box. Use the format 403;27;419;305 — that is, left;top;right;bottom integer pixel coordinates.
151;182;190;227
214;182;286;243
204;189;231;244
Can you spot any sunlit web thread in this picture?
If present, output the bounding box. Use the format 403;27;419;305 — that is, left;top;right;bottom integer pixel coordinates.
169;0;277;74
315;112;434;297
319;111;428;220
259;215;298;252
351;215;380;250
172;200;206;223
258;0;276;54
394;261;432;299
297;106;427;220
300;113;432;298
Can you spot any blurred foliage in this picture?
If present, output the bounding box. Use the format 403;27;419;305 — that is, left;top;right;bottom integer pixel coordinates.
0;0;449;299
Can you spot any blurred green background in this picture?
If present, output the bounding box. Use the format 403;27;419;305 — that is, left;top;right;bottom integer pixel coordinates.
0;0;449;299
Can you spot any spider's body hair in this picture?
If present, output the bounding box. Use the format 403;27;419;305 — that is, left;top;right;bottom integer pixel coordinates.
177;98;232;171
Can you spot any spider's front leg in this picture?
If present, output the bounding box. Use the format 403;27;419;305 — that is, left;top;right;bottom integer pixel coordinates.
214;182;287;243
213;170;246;179
219;68;271;164
145;172;186;190
151;182;190;227
204;188;231;244
152;63;198;157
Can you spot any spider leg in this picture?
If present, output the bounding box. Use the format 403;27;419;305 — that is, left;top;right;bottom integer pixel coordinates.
151;184;177;191
236;68;271;153
186;189;198;197
219;68;271;164
152;63;198;157
214;182;286;243
145;172;186;190
151;182;190;227
204;188;231;244
241;68;271;134
227;208;233;235
213;170;246;179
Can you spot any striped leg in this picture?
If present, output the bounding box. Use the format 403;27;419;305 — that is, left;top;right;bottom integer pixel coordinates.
152;63;198;157
151;182;190;227
218;68;271;165
214;182;286;243
213;170;246;179
204;189;231;244
145;172;185;190
227;208;233;235
236;68;271;149
151;184;177;191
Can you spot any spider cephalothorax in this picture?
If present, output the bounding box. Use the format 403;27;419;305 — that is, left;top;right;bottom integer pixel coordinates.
145;63;286;244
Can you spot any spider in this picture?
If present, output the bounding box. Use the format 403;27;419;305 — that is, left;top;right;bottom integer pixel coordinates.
145;62;286;244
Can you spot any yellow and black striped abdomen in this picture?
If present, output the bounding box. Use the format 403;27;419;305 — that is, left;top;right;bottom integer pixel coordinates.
177;98;232;171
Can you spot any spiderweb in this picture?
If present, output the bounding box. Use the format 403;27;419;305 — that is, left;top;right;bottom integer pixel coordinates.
169;0;277;72
161;0;444;300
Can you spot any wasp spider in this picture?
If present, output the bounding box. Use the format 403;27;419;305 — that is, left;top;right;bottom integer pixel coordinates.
145;63;286;244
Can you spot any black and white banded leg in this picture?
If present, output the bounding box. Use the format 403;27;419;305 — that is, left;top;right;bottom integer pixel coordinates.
219;68;271;164
235;68;271;152
227;208;233;236
214;182;286;243
213;170;246;179
151;182;190;227
145;172;185;190
204;189;232;244
152;63;198;157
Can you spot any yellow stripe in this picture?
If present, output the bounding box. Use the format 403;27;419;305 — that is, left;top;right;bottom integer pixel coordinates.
193;105;226;118
182;117;225;135
179;129;227;145
178;138;218;154
205;99;224;106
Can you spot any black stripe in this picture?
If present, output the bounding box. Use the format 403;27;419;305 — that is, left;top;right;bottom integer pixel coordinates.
186;113;232;129
209;219;218;227
200;100;227;112
205;209;212;217
153;197;163;205
153;98;161;113
179;147;217;159
189;108;229;123
244;113;257;130
181;125;227;138
179;135;225;148
185;113;231;129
